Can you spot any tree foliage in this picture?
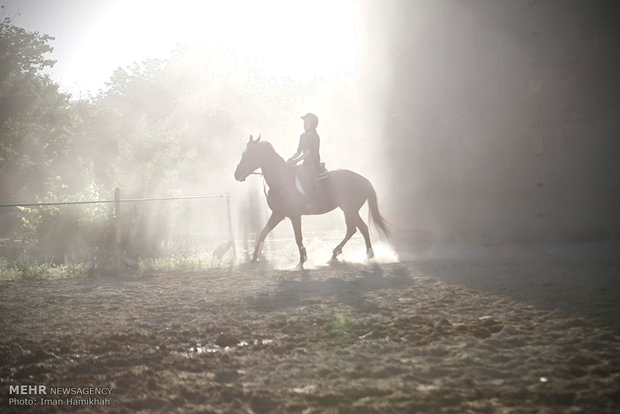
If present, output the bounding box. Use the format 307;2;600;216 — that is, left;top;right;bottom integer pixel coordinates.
0;16;74;202
0;17;303;266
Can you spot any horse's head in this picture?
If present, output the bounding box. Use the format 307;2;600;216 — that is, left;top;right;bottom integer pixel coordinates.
234;134;264;182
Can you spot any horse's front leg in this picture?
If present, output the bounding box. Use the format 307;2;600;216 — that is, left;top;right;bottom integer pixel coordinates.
252;212;284;263
331;213;357;262
290;215;307;269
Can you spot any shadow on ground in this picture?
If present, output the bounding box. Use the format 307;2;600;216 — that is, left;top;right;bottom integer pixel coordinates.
401;242;620;332
249;262;412;313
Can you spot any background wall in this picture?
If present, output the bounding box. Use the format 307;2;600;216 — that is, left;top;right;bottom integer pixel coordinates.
363;0;620;242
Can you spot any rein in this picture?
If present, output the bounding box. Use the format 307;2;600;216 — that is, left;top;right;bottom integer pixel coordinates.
252;169;293;201
243;145;296;200
246;171;268;198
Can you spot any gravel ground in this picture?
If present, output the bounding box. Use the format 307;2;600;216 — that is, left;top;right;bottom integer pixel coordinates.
1;244;619;413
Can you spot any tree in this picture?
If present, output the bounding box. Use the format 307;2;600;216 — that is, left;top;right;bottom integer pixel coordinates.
0;16;73;202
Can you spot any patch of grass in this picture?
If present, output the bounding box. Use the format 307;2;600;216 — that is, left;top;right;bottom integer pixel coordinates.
0;258;22;280
0;248;234;282
330;313;358;338
0;258;92;281
137;252;226;274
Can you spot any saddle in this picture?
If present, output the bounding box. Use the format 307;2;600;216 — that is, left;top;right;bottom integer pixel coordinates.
295;162;328;199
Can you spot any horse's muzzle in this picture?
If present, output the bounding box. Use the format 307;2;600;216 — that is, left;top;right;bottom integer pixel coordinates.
234;166;247;182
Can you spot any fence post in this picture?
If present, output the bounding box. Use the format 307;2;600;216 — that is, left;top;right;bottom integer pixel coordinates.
114;188;121;267
226;193;236;262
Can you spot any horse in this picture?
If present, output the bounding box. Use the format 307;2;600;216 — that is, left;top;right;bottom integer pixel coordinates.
234;134;390;268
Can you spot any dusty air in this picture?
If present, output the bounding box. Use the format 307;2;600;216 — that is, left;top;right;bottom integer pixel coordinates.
0;1;618;413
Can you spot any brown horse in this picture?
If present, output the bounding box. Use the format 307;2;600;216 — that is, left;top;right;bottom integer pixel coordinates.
234;135;389;268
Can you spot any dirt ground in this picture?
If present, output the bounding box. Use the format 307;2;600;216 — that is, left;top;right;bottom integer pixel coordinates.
1;242;619;413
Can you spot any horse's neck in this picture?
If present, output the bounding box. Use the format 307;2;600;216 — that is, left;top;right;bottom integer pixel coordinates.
261;151;291;191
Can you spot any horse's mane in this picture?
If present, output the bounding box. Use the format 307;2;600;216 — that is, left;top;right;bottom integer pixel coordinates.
260;141;286;164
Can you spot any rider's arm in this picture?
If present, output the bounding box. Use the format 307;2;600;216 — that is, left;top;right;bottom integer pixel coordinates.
293;151;310;163
287;150;301;164
288;152;308;165
287;135;304;164
291;133;318;164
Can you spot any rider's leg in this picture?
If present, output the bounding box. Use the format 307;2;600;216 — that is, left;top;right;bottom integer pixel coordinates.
252;212;284;262
311;175;320;201
290;214;307;267
304;163;319;205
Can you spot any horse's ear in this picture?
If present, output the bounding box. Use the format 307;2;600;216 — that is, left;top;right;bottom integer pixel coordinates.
248;134;254;143
257;134;261;143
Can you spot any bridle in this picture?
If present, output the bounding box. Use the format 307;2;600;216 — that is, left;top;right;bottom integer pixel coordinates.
238;146;295;199
243;171;267;197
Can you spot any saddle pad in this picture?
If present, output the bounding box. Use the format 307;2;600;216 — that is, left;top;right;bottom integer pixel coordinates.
295;175;308;197
317;170;329;181
295;167;329;197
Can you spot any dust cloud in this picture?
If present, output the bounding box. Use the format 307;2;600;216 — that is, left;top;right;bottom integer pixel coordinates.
363;0;620;255
3;0;618;264
1;0;390;263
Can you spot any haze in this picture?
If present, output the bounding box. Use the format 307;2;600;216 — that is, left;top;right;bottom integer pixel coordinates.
1;0;618;264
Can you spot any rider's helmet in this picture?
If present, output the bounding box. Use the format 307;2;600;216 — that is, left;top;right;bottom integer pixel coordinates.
301;113;319;129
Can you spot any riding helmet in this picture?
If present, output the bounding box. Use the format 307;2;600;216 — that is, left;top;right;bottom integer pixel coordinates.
301;113;319;129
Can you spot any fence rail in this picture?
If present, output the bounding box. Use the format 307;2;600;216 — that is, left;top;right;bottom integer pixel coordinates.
0;188;236;265
0;194;228;208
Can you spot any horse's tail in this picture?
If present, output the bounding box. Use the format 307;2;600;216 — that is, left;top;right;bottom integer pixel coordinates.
366;181;391;239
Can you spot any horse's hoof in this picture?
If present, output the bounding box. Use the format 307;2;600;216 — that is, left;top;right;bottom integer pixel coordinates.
299;246;308;264
367;248;375;260
251;257;259;264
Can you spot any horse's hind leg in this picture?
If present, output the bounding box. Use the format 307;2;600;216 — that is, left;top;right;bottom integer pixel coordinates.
331;213;357;261
353;211;374;259
290;215;307;269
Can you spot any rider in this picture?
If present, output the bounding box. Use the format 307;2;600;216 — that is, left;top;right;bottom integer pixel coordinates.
287;113;321;205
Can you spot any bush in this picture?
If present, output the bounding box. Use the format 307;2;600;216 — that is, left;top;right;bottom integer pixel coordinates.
0;257;93;281
15;194;115;266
